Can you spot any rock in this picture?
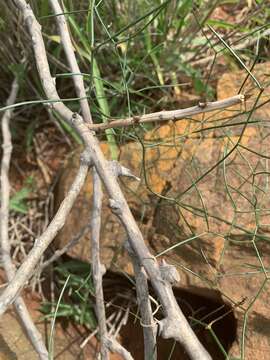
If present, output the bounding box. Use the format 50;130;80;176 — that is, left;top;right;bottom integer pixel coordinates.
0;297;87;359
0;290;123;359
54;62;270;358
217;61;270;120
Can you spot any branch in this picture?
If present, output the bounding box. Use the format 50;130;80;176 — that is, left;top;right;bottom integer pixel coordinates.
0;78;48;359
104;337;134;360
40;225;89;271
126;241;157;360
4;2;212;359
91;169;133;360
90;169;109;360
87;94;245;132
49;0;119;158
48;0;92;124
48;2;130;358
0;149;91;314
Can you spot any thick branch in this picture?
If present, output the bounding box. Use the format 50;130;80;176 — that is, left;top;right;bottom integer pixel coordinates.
87;94;244;132
3;2;212;359
0;78;48;359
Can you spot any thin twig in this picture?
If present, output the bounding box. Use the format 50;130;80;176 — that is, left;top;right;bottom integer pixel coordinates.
87;94;245;132
91;169;109;360
113;302;130;338
90;171;133;360
80;312;116;349
0;78;48;359
0;149;91;314
126;241;157;360
105;337;134;360
40;225;89;271
48;0;92;124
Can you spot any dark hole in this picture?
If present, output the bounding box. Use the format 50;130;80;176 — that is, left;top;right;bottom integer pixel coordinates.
43;258;237;359
103;271;237;360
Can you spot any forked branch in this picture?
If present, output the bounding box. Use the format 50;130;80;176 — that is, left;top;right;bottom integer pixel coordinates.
2;2;212;359
0;149;91;314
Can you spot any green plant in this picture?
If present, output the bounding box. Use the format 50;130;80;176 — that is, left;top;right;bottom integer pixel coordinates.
9;177;34;214
40;261;97;330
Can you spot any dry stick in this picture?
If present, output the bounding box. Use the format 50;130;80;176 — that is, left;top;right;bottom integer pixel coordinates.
91;170;133;360
126;242;157;360
87;94;245;132
114;303;131;338
105;337;135;360
3;2;213;359
80;311;117;349
0;147;90;312
90;169;109;360
48;0;92;125
0;78;48;359
49;1;130;358
40;225;89;271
